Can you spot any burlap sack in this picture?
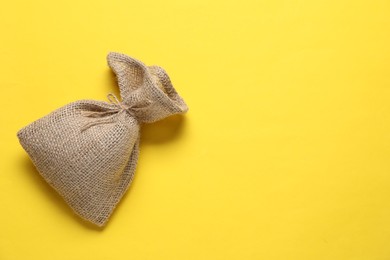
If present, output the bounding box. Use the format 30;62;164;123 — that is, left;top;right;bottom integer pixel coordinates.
17;52;188;226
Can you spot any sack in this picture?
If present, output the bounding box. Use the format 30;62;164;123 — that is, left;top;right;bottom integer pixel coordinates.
17;52;188;226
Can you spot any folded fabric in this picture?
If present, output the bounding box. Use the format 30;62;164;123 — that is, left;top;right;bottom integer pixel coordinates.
17;52;188;226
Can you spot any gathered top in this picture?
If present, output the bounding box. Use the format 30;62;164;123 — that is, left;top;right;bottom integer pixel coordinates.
107;52;188;123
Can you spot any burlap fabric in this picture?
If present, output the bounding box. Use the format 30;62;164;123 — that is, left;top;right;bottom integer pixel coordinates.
17;52;188;226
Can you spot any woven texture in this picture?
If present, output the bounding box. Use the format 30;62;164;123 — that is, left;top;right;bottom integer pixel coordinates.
17;52;188;226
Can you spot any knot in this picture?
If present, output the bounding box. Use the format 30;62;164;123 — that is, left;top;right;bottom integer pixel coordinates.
81;93;151;132
106;93;132;115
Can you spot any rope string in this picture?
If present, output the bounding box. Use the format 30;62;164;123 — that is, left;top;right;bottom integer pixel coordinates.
80;93;150;132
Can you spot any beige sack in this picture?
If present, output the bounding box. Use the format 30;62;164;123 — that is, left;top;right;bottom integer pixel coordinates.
17;52;188;226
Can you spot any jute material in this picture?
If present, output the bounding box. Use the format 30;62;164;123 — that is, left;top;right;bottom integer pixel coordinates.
17;52;188;226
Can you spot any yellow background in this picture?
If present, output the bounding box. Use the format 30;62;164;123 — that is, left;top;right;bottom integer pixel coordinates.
1;0;390;259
